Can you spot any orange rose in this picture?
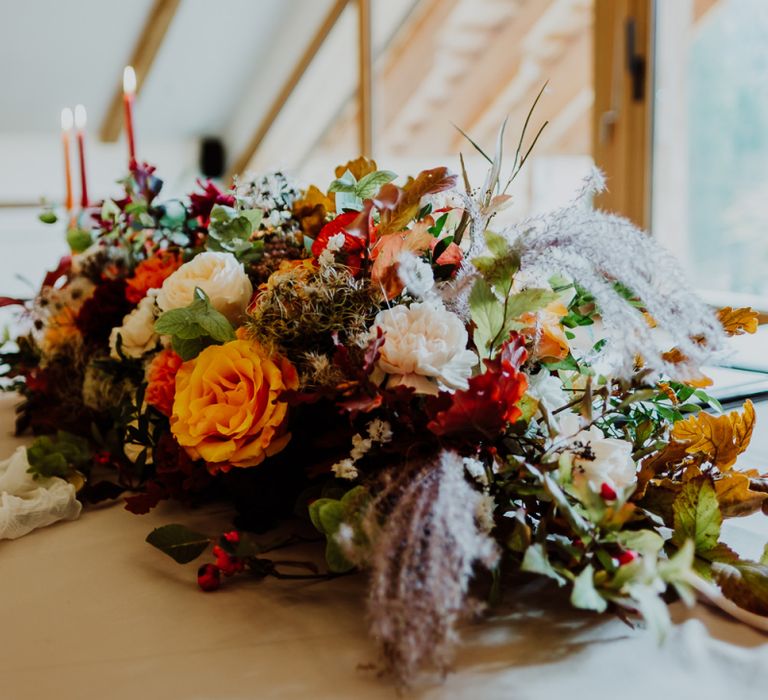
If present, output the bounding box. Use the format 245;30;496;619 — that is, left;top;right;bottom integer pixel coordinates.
521;301;570;361
170;339;298;470
126;251;181;304
145;348;184;416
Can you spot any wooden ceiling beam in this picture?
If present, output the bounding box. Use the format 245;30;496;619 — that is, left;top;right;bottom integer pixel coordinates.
99;0;181;142
226;0;350;180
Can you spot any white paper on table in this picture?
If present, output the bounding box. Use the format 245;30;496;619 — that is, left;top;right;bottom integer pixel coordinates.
0;446;82;539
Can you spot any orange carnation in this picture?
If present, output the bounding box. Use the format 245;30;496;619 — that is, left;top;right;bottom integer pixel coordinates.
42;306;81;352
145;348;184;416
170;339;299;470
125;252;181;304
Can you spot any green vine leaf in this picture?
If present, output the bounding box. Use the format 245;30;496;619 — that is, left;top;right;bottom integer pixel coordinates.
146;524;211;564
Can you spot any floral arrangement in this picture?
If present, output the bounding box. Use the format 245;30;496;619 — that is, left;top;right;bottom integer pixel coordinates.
2;120;768;685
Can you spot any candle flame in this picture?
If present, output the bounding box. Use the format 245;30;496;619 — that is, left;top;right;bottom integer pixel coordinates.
74;104;87;130
61;107;74;131
123;65;137;95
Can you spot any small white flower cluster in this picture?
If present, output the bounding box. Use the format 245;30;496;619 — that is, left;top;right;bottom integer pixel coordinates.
331;419;394;480
236;170;302;234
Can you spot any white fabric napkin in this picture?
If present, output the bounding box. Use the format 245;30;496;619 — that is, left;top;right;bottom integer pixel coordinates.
0;446;82;539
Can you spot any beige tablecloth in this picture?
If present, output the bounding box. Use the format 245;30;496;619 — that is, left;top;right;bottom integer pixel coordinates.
1;393;767;700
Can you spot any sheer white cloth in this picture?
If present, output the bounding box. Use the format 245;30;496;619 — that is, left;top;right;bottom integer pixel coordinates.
0;446;81;539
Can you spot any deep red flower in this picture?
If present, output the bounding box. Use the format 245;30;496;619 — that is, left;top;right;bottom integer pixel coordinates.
197;563;221;592
75;278;133;345
427;334;528;441
311;211;367;274
189;179;235;226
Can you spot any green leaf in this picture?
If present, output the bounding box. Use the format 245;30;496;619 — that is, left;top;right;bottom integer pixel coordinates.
101;199;121;223
484;231;509;257
521;543;567;586
469;278;503;358
146;524;210;564
154;287;235;360
39;211;57;224
355;170;397;199
672;477;721;553
308;497;335;533
504;288;559;320
66;228;92;253
241;208;263;233
325;538;354;574
626;583;671;641
571;564;607;612
317;500;345;536
616;529;664;556
761;544;768;567
328;169;357;193
171;335;205;361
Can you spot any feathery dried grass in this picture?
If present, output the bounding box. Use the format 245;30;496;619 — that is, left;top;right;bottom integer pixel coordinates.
357;450;499;684
442;170;725;380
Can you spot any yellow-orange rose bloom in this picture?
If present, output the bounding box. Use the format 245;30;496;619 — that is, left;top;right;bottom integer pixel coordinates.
170;339;298;470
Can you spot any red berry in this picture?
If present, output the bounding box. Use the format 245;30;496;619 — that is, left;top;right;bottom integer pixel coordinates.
197;564;221;592
600;483;617;500
213;545;242;577
617;550;637;566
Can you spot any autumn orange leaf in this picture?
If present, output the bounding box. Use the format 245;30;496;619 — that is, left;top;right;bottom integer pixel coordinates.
335;157;378;180
714;470;768;517
661;347;713;387
717;306;759;336
670;400;755;470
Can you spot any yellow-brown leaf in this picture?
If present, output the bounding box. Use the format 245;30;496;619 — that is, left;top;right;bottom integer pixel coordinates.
714;471;768;517
717;306;759;336
661;347;713;387
670;400;756;470
334;157;378;180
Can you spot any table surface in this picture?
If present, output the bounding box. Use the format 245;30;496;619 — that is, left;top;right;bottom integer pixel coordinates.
2;393;768;700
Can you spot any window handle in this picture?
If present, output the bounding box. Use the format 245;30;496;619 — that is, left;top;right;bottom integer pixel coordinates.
626;17;647;101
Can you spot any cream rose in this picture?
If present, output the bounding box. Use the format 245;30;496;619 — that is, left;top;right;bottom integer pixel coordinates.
373;302;476;395
109;291;160;359
558;413;637;499
156;251;253;323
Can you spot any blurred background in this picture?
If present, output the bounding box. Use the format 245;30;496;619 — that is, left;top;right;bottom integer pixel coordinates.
1;0;767;372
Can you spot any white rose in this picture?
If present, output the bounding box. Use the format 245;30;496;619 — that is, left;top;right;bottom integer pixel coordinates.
559;413;637;499
373;302;477;395
109;291;160;359
527;369;569;417
156;251;253;323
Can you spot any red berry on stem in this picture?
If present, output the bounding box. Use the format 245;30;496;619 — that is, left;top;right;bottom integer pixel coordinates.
197;564;221;592
618;550;637;566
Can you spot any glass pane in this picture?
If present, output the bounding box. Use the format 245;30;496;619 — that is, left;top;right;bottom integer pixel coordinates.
301;0;595;224
652;0;768;306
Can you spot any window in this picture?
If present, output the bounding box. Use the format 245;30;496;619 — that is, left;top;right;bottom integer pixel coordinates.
652;0;768;310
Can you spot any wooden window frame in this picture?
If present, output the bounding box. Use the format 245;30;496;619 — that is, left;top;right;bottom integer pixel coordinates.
592;0;653;230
